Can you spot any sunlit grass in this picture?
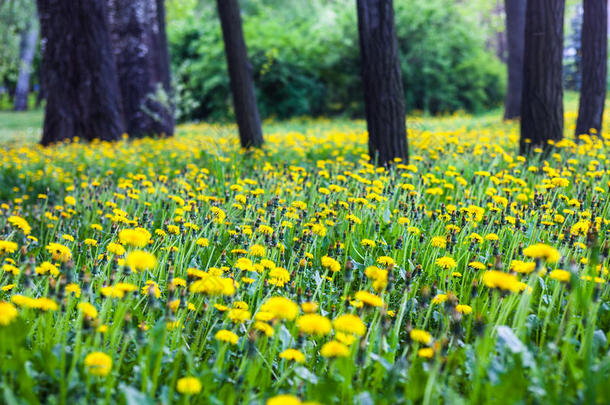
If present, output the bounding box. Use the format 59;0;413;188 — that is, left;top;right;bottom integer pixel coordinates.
1;95;610;403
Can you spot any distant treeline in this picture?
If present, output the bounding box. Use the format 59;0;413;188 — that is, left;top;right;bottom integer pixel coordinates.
168;0;507;122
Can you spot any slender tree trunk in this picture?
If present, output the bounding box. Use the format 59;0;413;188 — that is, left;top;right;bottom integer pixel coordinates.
37;0;124;146
504;0;526;119
356;0;408;165
575;0;607;138
490;0;508;63
155;0;172;94
14;22;38;111
520;0;565;154
106;0;174;138
216;0;264;148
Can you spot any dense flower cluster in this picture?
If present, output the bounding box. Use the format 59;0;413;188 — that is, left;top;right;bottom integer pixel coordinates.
1;111;610;403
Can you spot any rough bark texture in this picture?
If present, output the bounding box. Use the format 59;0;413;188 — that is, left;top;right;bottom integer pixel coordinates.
107;0;174;138
14;22;39;111
356;0;408;166
575;0;607;138
216;0;264;148
520;0;565;154
37;0;124;146
504;0;526;119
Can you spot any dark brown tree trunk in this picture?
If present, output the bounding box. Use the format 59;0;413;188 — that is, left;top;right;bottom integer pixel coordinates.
520;0;565;154
575;0;607;138
356;0;408;166
216;0;263;148
504;0;526;119
37;0;124;146
107;0;174;138
14;22;39;111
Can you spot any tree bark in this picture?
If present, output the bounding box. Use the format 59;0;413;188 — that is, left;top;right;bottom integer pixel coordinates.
37;0;124;146
503;0;526;119
216;0;264;148
106;0;174;138
520;0;565;154
575;0;607;138
14;22;38;111
356;0;408;165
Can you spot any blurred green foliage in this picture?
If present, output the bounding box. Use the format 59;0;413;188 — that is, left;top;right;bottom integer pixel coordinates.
0;0;37;96
167;0;507;122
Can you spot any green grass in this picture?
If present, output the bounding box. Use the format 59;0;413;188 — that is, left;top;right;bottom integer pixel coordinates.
0;109;43;144
1;93;610;404
0;91;585;145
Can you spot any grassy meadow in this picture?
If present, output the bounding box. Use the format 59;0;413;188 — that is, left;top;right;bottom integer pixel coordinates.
1;97;610;404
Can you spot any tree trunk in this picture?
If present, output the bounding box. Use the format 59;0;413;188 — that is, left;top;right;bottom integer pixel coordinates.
14;22;39;111
520;0;565;154
216;0;264;148
575;0;607;138
106;0;174;138
356;0;408;165
503;0;526;119
37;0;124;146
490;0;508;63
155;0;172;94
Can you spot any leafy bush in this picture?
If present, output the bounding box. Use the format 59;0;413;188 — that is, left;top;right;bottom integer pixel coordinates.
168;0;506;122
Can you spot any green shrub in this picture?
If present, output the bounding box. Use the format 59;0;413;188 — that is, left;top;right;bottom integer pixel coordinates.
168;0;506;122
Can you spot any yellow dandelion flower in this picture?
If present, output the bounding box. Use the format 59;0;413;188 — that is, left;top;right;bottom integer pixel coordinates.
215;329;239;345
376;256;395;267
45;243;72;263
297;314;332;335
354;291;384;307
320;340;350;358
410;329;432;344
118;227;151;247
8;216;31;235
0;301;19;326
417;348;435;358
0;240;18;254
267;395;302;405
523;243;560;264
107;242;125;256
431;236;447;248
455;304;472;314
482;271;521;292
176;377;202;395
279;348;305;363
301;301;319;313
249;244;266;257
125;251;156;272
333;314;366;336
84;352;112;377
321;256;341;272
78;302;98;319
361;239;376;248
549;269;571;283
435;256;457;270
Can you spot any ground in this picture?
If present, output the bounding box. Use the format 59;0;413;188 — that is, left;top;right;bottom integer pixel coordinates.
0;93;609;404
